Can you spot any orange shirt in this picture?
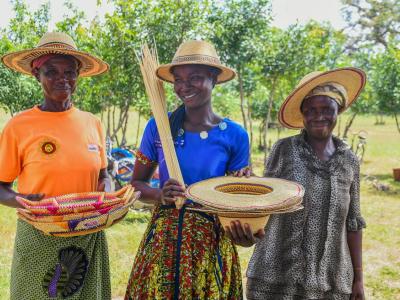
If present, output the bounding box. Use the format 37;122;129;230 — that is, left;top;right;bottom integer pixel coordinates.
0;106;107;197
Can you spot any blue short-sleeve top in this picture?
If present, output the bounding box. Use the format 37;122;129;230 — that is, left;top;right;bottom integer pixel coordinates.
138;117;249;187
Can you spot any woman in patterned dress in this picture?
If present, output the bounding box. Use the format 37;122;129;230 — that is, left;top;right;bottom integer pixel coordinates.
228;68;367;300
125;40;250;299
0;32;111;299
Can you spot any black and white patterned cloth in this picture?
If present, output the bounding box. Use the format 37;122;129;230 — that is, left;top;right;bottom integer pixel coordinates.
246;131;366;300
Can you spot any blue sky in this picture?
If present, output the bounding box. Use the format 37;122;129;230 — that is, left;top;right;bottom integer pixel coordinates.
0;0;347;30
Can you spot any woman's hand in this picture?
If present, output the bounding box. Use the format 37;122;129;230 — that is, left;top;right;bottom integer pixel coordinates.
225;220;265;247
17;193;45;201
98;168;113;192
14;193;45;208
351;273;365;300
160;178;186;205
229;167;251;178
97;177;112;192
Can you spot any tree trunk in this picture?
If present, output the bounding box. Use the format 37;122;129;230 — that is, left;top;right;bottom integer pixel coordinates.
247;97;254;152
135;111;142;148
342;111;358;139
120;105;129;146
106;106;111;138
263;80;277;172
394;113;400;134
237;71;248;131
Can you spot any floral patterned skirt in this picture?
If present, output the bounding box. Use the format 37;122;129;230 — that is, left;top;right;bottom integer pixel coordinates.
125;204;243;300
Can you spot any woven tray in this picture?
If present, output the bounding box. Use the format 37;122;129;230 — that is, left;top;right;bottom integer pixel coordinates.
17;185;132;216
18;190;140;237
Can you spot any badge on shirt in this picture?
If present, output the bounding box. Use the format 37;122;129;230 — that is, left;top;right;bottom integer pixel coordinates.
40;139;58;155
88;144;100;152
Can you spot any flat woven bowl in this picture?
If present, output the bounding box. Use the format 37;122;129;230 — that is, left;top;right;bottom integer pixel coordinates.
16;185;132;216
185;176;304;211
187;203;304;218
18;203;124;223
17;190;140;237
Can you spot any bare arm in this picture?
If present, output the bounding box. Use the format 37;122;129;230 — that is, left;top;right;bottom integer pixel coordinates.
348;230;365;300
130;161;163;205
0;181;44;208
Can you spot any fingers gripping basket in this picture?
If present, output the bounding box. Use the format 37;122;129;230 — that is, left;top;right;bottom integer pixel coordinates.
17;185;140;237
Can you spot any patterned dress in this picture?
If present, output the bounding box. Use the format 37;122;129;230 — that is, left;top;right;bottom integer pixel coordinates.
246;131;366;300
125;118;249;300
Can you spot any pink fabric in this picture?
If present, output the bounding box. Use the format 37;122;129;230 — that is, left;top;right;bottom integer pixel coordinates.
31;54;59;71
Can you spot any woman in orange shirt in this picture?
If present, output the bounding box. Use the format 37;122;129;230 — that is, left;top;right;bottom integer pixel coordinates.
0;32;111;300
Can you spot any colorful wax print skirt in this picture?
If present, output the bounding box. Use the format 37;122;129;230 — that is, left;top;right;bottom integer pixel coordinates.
125;204;243;300
10;219;111;300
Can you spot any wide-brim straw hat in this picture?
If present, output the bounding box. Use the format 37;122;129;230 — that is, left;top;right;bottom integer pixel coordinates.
1;32;109;77
185;176;304;212
156;40;236;84
279;67;366;129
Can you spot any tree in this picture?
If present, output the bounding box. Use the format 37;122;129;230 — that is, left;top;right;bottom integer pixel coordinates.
371;45;400;133
0;0;50;115
207;0;272;151
342;0;400;50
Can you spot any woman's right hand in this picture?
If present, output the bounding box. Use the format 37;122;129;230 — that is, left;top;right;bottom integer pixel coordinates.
17;193;45;201
14;193;45;208
0;181;45;208
160;178;186;205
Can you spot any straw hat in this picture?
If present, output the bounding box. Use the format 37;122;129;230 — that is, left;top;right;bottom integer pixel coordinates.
156;40;236;84
185;176;304;211
1;32;109;77
279;67;366;129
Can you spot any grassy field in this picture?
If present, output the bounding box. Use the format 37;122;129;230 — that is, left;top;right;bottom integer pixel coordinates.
0;110;399;299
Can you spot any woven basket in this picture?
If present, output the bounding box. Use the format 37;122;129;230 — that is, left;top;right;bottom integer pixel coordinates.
17;185;132;216
186;176;304;212
17;186;140;237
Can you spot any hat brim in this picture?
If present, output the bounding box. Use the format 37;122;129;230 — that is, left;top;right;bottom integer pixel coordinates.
1;47;109;77
185;176;304;211
156;61;236;84
279;68;366;129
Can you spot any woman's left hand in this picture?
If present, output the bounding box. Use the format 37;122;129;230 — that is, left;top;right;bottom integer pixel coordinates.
351;279;365;300
97;177;112;192
225;220;265;247
230;167;251;178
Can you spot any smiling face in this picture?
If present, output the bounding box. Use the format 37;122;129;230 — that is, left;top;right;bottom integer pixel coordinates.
301;95;339;139
33;55;79;103
171;64;218;109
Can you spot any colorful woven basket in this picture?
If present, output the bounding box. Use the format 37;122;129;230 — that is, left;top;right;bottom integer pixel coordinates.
17;185;140;237
16;185;131;216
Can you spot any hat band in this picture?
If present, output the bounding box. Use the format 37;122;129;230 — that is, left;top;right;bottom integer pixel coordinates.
172;54;221;65
37;42;77;50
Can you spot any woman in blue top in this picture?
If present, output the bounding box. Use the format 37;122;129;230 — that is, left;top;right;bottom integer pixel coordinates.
125;40;250;299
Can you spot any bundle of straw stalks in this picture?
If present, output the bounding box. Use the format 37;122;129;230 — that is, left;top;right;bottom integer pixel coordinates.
136;44;185;209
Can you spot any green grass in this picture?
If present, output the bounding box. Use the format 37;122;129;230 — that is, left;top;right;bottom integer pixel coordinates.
1;110;399;299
